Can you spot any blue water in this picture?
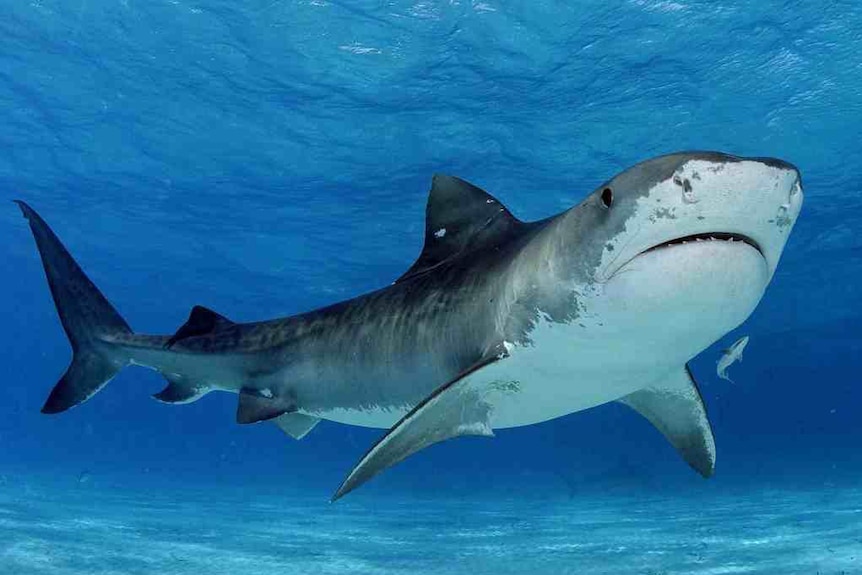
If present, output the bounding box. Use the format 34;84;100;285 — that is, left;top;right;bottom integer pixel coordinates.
1;1;861;573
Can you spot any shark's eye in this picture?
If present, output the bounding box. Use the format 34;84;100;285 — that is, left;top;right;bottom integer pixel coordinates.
601;187;613;209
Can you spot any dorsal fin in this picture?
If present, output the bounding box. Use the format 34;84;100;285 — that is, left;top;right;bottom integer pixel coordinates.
395;174;521;283
165;305;234;348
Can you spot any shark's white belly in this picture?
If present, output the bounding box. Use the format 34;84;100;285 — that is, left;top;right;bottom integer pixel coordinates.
475;318;683;429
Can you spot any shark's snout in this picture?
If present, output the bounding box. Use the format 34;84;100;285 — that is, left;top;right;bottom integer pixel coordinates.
749;156;801;180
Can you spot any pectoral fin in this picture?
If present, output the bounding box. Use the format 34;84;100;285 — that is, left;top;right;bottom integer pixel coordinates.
618;364;716;478
332;352;505;501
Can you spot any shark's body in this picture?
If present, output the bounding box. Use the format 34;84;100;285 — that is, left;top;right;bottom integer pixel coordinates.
18;151;803;499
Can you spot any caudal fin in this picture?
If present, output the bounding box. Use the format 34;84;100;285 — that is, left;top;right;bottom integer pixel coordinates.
16;201;132;414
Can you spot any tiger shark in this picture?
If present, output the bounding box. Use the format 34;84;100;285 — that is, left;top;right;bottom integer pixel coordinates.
17;151;803;500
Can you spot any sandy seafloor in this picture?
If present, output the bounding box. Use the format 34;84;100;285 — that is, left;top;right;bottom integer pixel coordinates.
1;480;860;575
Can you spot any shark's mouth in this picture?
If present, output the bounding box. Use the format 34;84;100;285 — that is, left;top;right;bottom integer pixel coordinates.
641;232;763;257
604;232;766;281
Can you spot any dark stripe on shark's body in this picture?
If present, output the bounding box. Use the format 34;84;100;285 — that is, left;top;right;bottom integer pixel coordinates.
16;150;802;499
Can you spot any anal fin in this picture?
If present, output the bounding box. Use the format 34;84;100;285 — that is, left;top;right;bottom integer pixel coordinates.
332;352;505;501
152;375;210;404
618;364;716;478
273;413;320;440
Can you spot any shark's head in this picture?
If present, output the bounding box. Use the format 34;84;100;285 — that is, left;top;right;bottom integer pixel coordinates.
593;151;802;282
573;151;802;356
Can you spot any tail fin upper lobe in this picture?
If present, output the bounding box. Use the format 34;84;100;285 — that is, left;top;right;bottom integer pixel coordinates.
16;201;132;414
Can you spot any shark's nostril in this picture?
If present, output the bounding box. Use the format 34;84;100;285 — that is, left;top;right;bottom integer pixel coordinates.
790;180;802;198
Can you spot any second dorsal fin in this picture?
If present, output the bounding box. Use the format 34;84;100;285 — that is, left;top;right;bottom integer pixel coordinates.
395;174;521;283
165;305;234;348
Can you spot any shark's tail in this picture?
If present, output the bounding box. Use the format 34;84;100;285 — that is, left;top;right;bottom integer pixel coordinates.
16;201;132;414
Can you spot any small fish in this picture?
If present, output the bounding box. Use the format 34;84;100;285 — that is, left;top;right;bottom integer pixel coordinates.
716;335;749;383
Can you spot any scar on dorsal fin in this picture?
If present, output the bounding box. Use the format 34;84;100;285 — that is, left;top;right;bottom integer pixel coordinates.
618;364;716;478
236;388;295;424
152;374;210;404
395;175;522;283
165;305;234;348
